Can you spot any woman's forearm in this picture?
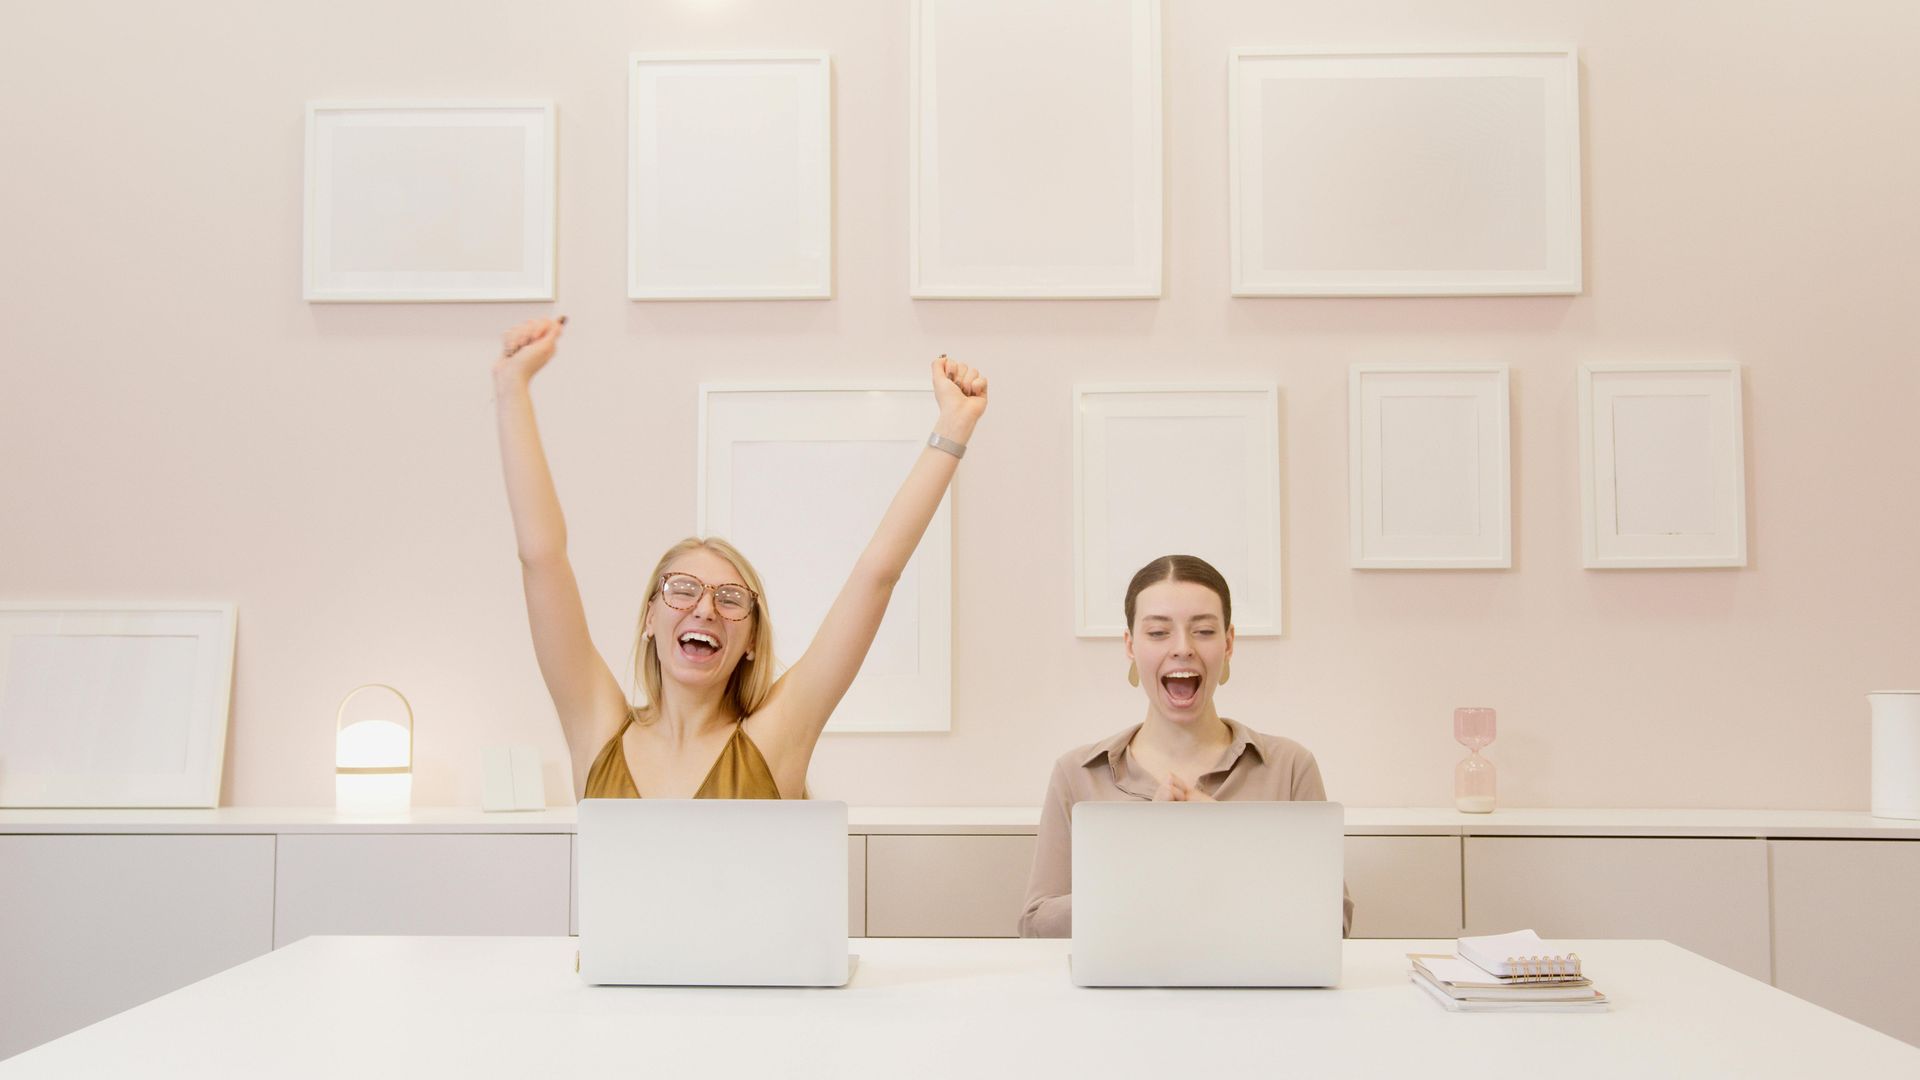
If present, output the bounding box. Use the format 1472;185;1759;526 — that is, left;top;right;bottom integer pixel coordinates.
493;372;569;565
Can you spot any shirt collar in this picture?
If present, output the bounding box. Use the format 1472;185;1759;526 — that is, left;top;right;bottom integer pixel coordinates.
1077;717;1266;785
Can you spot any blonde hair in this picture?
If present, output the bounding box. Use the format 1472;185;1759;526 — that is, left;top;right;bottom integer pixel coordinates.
628;536;777;724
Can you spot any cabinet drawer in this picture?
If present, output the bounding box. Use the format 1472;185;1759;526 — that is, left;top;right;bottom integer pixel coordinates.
1464;836;1770;980
275;833;570;947
865;834;1035;937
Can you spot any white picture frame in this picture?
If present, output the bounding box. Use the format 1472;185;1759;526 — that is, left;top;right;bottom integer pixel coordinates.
909;0;1163;298
304;101;556;302
698;386;952;732
1579;362;1748;569
629;53;833;300
1230;49;1581;297
0;603;237;808
1074;385;1283;637
1349;364;1511;569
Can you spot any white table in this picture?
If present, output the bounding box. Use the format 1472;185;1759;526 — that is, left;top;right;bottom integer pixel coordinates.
3;938;1914;1078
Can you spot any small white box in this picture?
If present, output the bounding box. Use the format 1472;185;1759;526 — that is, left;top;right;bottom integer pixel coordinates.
481;745;546;812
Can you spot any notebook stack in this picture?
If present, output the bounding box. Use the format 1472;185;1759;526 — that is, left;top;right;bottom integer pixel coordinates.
1409;929;1609;1012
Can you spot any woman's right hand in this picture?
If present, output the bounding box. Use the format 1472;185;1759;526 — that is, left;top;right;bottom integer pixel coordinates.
493;317;566;385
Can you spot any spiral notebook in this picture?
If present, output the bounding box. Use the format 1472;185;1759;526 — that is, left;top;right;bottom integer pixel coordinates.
1457;929;1583;981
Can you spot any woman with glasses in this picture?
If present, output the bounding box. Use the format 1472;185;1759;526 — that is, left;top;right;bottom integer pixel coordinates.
1017;555;1352;936
492;317;987;800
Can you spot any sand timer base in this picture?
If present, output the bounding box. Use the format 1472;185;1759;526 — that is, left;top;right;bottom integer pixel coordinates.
1456;751;1496;813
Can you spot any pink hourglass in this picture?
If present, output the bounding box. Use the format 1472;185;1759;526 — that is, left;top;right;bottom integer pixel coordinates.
1453;708;1497;813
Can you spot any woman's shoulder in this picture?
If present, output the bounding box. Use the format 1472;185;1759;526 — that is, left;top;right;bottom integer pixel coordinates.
1047;723;1142;777
1223;719;1320;766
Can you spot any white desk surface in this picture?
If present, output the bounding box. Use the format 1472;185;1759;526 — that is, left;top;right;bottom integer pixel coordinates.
2;805;1917;837
3;938;1913;1079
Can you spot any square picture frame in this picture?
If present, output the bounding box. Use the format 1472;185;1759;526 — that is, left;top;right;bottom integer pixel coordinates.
909;0;1162;298
629;53;833;300
1349;364;1511;569
304;101;556;302
1074;385;1283;637
1579;362;1748;569
698;385;952;732
1230;49;1581;297
0;602;237;808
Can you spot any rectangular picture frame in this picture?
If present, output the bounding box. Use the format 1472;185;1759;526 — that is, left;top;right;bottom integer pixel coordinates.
1074;385;1282;637
1230;49;1581;297
698;385;952;732
304;101;556;302
909;0;1162;298
629;53;833;300
1349;364;1511;569
0;603;237;808
1579;362;1748;568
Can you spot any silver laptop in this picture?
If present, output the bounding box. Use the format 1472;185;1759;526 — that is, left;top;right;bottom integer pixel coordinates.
576;799;850;987
1071;800;1344;987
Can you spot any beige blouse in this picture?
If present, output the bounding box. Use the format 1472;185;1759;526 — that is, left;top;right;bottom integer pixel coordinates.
1018;718;1354;938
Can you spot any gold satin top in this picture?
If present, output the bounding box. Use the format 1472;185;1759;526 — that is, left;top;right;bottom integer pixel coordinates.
583;711;782;799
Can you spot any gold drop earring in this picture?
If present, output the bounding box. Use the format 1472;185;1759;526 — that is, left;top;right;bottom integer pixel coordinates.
1127;661;1139;687
1219;658;1231;686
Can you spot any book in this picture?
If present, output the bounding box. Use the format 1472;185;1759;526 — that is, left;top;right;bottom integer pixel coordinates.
1409;955;1602;1001
1456;929;1583;980
1410;970;1609;1013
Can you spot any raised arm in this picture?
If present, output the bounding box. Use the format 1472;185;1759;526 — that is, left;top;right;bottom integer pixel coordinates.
750;356;988;756
492;318;628;795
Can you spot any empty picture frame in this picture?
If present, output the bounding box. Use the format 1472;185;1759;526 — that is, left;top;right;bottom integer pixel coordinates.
1230;50;1581;297
304;101;556;302
910;0;1162;298
629;53;833;299
1580;362;1747;569
1349;364;1511;569
1075;386;1282;637
699;386;952;732
0;603;236;808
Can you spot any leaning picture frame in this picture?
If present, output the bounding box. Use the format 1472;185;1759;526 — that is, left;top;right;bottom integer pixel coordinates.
628;53;833;300
304;100;557;302
0;602;237;808
697;385;953;733
1230;49;1581;297
909;0;1163;298
1579;362;1748;569
1349;364;1512;569
1074;385;1283;637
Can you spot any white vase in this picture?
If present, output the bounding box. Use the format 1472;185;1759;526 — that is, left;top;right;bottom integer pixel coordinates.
1870;692;1920;820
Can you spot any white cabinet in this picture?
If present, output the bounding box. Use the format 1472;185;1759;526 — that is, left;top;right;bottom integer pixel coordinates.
1771;839;1920;1048
848;835;867;937
274;834;571;947
0;835;274;1061
1346;836;1462;938
865;835;1036;937
1464;837;1771;981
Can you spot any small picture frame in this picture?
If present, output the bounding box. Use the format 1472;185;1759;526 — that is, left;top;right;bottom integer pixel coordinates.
698;386;952;732
1579;362;1748;569
1074;385;1282;637
1230;49;1581;297
629;53;833;300
1349;364;1511;569
303;101;556;302
0;603;237;808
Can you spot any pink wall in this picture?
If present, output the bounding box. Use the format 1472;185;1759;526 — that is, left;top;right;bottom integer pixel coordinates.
2;1;1916;809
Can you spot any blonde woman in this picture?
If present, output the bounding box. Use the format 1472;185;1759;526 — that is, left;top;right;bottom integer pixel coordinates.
493;317;987;800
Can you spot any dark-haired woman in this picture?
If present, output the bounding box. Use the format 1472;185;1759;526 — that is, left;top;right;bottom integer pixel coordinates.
1016;555;1352;937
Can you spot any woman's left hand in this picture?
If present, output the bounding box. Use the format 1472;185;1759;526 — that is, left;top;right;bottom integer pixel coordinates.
930;355;988;439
